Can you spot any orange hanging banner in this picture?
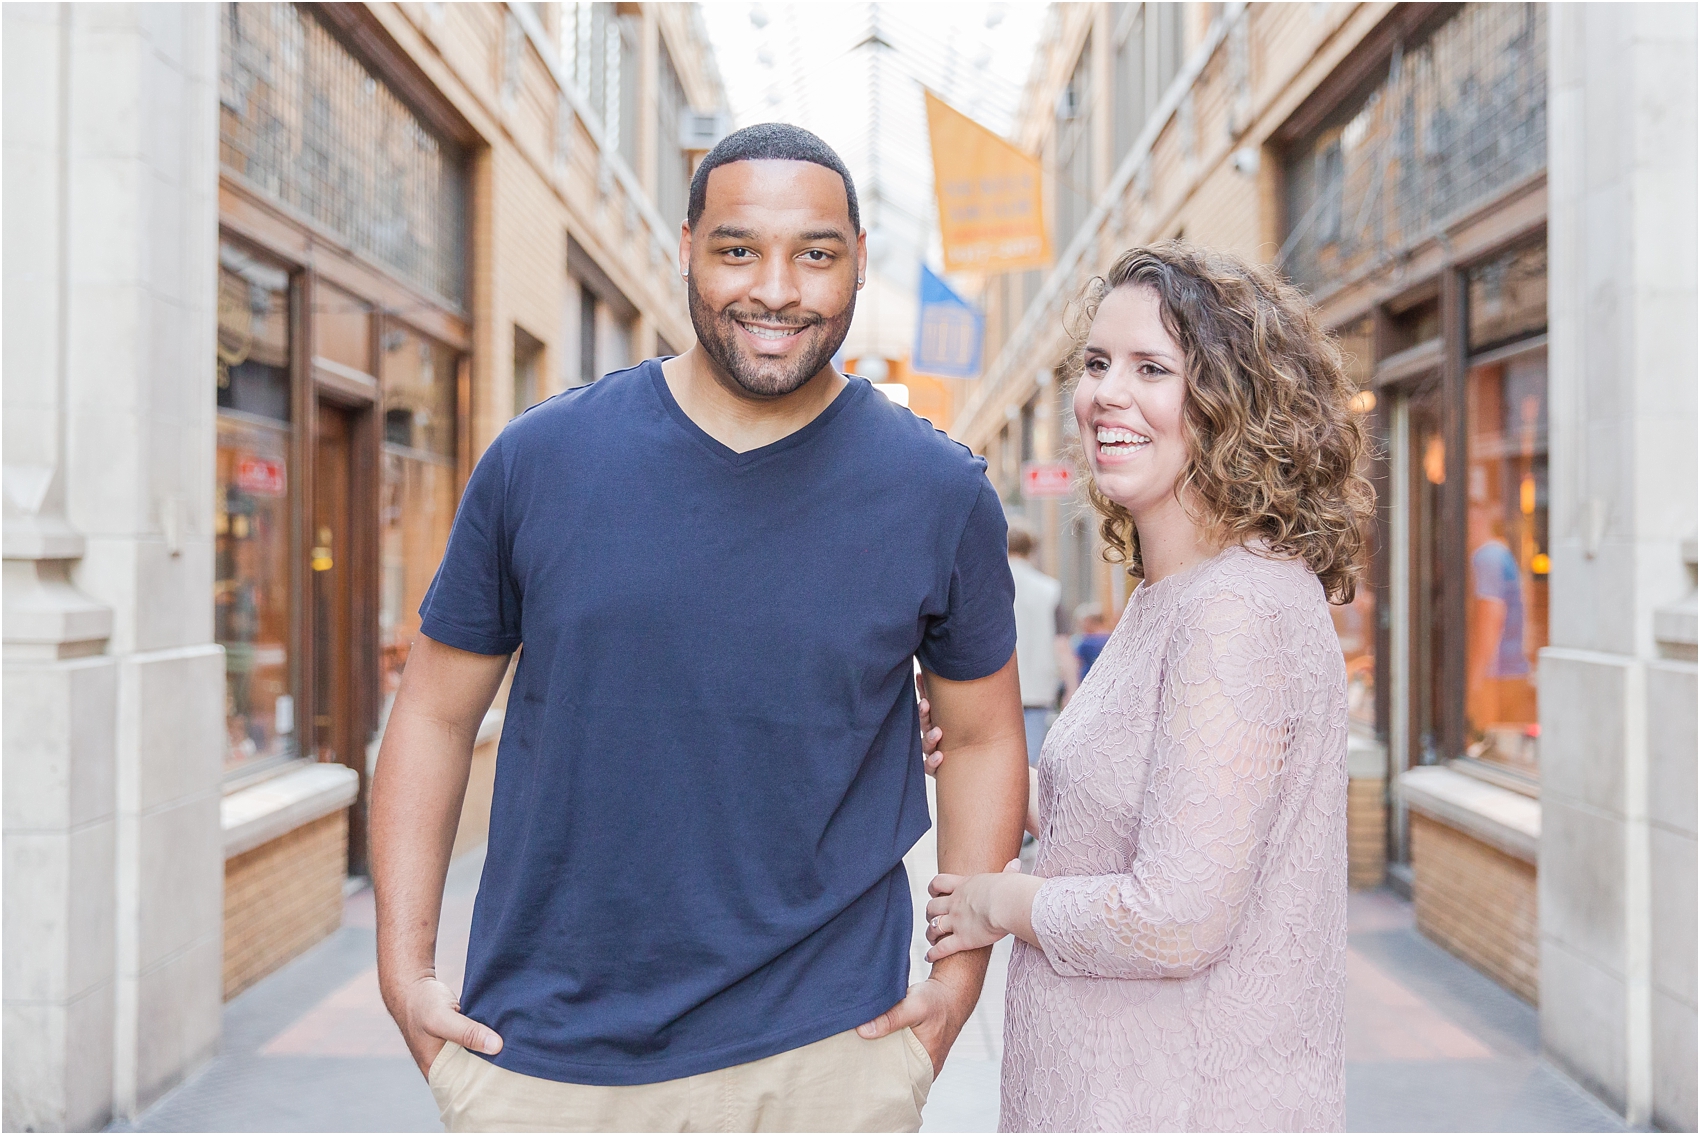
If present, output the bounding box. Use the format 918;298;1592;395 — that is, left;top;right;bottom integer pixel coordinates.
924;90;1051;274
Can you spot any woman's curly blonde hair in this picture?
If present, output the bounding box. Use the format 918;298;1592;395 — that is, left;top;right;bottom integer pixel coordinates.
1070;241;1375;604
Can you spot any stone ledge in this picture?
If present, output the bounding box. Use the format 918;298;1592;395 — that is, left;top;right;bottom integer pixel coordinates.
221;762;358;859
1654;594;1697;652
1398;764;1541;864
1348;731;1386;780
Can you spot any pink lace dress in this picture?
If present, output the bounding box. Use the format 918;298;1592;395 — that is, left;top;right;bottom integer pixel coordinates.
1001;545;1348;1132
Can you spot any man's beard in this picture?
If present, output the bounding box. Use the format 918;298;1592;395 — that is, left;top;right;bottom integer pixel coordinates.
687;276;855;398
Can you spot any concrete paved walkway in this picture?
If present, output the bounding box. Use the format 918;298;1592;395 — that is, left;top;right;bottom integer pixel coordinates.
117;830;1626;1134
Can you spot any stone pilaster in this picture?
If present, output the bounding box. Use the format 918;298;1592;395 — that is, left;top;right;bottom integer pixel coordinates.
2;8;119;1130
1541;5;1699;1129
3;4;226;1126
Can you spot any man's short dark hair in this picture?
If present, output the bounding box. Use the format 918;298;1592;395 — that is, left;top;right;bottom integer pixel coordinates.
687;123;860;233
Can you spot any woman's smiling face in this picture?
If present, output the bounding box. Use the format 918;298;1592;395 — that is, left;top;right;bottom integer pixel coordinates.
1074;285;1190;520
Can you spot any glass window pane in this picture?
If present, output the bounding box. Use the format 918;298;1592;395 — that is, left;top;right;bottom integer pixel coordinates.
513;326;544;416
1465;348;1548;776
379;453;457;709
1334;566;1378;731
1281;3;1547;292
217;415;296;773
1111;4;1146;166
1331;316;1378;731
220;2;467;304
218;261;291;422
1468;241;1548;351
1054;38;1095;251
1334;315;1375;390
656;41;689;229
593;302;632;378
381;325;458;457
380;326;460;711
1408;380;1448;770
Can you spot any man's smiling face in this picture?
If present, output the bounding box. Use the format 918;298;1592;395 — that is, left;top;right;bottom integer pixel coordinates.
682;159;864;399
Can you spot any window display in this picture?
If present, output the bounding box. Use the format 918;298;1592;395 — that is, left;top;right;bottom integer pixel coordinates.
216;252;295;774
379;326;460;711
1330;316;1379;732
1463;348;1548;777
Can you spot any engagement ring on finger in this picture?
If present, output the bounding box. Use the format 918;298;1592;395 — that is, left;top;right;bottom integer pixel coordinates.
930;917;939;931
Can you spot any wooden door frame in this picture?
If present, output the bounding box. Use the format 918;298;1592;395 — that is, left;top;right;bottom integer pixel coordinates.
312;372;380;876
305;266;382;877
221;176;469;875
1367;301;1447;867
290;268;315;773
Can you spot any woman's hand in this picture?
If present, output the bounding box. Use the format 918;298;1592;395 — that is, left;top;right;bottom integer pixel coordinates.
916;672;945;776
924;861;1044;961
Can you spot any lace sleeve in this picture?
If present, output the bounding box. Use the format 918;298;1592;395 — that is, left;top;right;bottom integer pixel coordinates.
1031;587;1296;980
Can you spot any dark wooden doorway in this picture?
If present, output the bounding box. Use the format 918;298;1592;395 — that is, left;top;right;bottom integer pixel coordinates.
312;400;373;875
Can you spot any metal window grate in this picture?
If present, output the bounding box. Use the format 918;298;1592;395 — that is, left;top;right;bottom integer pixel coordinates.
1281;3;1547;294
220;3;466;306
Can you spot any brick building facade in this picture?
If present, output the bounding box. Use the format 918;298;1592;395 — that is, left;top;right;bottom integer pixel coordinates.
951;4;1695;1129
3;3;723;1128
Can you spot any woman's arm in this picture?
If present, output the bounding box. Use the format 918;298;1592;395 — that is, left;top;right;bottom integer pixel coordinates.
926;590;1296;979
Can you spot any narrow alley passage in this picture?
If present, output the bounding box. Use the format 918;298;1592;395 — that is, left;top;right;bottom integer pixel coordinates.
117;820;1625;1134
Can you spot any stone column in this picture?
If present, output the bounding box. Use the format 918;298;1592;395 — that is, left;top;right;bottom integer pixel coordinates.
3;4;227;1126
2;7;119;1131
1541;5;1698;1130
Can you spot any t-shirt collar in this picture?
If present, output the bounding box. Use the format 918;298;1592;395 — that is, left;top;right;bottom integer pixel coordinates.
646;358;865;469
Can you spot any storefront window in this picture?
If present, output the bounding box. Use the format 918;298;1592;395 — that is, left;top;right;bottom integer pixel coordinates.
379;326;460;710
219;251;291;420
1406;378;1449;770
1463;348;1548;776
1331;316;1379;730
1468;242;1547;351
216;251;296;774
220;3;467;304
1281;3;1547;293
1461;239;1549;777
1335;574;1379;731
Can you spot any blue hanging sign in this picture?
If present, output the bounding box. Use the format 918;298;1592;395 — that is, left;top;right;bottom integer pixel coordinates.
912;265;984;379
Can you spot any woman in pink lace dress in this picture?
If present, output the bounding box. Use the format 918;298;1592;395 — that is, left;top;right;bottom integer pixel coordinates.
921;244;1373;1132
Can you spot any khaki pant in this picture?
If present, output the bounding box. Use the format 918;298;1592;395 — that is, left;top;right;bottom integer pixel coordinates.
427;1027;935;1133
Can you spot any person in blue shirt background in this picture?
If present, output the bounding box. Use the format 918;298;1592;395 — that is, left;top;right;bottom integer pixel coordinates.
1467;504;1534;750
369;123;1028;1133
1071;602;1112;681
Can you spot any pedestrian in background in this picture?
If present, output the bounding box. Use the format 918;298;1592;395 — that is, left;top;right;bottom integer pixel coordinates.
1070;602;1111;680
922;242;1371;1131
1007;519;1079;766
370;123;1028;1133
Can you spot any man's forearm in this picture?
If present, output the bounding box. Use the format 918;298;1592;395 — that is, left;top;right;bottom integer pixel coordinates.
370;708;479;1001
929;733;1028;1000
923;654;1028;999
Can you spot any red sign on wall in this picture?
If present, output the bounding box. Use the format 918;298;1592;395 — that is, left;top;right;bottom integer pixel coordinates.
1022;461;1074;498
236;455;286;497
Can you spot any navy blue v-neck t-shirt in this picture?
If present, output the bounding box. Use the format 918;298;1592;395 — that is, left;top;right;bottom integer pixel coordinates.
418;360;1016;1086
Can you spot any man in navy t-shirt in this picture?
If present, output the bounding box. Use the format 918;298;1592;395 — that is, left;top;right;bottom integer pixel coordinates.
371;124;1028;1132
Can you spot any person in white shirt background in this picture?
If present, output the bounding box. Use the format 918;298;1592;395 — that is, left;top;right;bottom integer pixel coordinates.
1005;519;1078;767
